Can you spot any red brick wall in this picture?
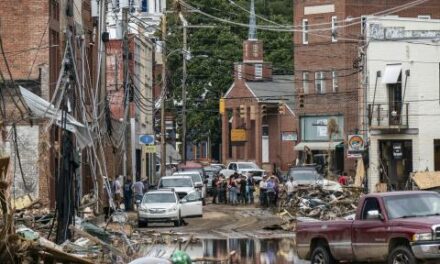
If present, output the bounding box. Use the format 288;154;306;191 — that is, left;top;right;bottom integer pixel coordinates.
0;0;50;80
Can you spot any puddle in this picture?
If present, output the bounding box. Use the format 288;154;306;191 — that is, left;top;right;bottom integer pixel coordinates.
140;237;309;263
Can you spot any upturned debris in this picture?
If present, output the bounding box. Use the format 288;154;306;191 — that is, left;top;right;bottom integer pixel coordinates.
279;186;363;223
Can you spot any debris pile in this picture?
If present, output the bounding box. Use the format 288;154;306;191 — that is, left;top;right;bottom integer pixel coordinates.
279;186;363;221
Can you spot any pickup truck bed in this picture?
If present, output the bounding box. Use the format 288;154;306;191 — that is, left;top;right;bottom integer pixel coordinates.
296;191;440;264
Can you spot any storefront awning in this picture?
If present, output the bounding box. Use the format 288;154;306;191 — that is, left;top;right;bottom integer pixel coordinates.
382;64;402;84
294;141;343;151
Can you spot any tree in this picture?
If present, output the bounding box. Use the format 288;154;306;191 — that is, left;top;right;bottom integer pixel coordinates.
165;0;293;159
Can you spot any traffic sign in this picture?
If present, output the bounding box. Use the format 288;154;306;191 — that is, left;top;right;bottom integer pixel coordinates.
139;134;155;145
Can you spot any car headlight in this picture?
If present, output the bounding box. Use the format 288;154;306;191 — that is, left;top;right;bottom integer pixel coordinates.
167;205;178;212
412;232;432;241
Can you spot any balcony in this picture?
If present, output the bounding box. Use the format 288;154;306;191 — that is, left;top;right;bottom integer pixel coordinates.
368;103;409;130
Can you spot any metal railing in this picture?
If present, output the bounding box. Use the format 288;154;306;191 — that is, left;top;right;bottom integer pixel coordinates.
368;103;409;128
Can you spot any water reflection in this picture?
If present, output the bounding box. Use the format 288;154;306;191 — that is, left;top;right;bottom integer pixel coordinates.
140;237;308;263
185;238;307;264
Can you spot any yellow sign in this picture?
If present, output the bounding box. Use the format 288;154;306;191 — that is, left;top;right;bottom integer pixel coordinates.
231;129;247;142
145;145;157;153
219;98;225;114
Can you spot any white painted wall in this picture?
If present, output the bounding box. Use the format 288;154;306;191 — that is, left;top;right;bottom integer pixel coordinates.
5;126;40;199
365;17;440;191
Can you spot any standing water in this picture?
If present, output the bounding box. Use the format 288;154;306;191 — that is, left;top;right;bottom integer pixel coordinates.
140;237;309;263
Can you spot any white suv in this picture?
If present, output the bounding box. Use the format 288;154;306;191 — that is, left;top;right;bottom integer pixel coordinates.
157;176;195;199
221;161;266;182
138;189;203;227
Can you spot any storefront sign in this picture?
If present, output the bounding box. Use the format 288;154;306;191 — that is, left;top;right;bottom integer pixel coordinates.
231;129;247;142
145;145;157;153
393;143;403;159
300;115;344;141
347;135;365;159
281;131;298;141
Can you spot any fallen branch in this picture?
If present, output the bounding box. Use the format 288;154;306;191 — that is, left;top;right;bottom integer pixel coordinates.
69;225;128;260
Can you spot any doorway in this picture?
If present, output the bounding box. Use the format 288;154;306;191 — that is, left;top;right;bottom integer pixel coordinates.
379;140;412;190
262;125;269;163
434;140;440;171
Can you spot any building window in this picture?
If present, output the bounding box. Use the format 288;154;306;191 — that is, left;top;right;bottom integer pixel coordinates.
331;16;337;42
315;72;325;94
303;72;309;94
253;44;259;58
302;19;309;44
418;15;431;19
332;71;338;92
255;64;263;80
141;0;148;12
236;64;242;79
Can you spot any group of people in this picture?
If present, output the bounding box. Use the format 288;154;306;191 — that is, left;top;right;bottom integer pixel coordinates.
210;172;291;208
111;176;149;211
211;172;256;205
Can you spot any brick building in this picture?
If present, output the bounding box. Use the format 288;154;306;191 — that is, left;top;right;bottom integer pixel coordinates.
0;0;98;206
293;0;440;176
221;2;297;171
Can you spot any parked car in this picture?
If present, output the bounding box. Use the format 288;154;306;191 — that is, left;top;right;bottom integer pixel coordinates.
172;171;206;203
287;166;342;192
157;176;195;199
296;191;440;264
220;161;266;182
138;189;202;227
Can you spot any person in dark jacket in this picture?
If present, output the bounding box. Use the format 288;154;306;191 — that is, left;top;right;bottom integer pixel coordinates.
212;176;219;204
239;175;247;204
123;178;133;211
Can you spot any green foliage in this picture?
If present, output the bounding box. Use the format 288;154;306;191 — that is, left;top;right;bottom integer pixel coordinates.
165;0;293;145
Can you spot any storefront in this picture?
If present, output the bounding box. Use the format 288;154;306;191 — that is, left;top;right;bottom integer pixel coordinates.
295;115;345;174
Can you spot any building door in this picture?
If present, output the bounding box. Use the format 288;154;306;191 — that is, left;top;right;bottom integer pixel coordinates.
262;125;269;163
388;80;402;125
379;140;412;190
435;139;440;171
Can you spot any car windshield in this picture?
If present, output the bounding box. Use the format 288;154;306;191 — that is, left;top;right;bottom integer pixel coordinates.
289;170;319;181
143;193;176;203
160;178;192;187
384;193;440;219
189;174;202;183
238;163;258;169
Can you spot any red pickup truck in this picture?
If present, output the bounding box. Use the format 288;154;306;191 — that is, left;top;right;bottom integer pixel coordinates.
296;191;440;264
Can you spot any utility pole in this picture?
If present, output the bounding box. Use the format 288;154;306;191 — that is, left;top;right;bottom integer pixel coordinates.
160;15;167;177
179;12;188;165
122;6;129;180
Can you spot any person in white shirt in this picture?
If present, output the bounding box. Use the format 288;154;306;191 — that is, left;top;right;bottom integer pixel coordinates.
285;177;297;201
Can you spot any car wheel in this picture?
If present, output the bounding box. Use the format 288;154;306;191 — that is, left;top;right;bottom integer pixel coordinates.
174;218;181;227
388;246;417;264
310;245;335;264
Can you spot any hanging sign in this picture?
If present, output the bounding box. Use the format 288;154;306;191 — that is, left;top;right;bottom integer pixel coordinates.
139;134;155;145
231;129;247;142
347;135;365;159
145;145;157;153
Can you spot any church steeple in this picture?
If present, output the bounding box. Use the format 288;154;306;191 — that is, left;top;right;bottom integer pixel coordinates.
235;0;272;81
248;0;257;40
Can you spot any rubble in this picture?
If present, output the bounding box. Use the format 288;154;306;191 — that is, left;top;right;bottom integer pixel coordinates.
278;186;363;224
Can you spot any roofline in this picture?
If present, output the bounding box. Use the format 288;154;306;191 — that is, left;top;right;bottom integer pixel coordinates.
365;16;440;23
244;82;258;100
224;82;235;98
